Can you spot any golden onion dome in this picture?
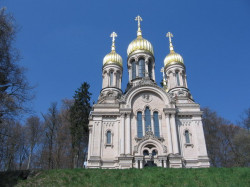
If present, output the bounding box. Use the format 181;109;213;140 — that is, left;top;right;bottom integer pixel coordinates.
127;36;154;56
164;32;184;68
127;15;154;56
164;51;184;67
103;32;123;67
103;51;123;67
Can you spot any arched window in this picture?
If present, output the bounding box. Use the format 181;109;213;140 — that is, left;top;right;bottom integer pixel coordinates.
107;131;111;144
176;71;180;86
185;130;190;144
132;61;136;79
152;150;158;156
137;112;143;138
116;72;120;88
138;58;145;77
143;150;149;156
148;60;152;79
110;71;114;86
153;112;160;137
145;107;151;132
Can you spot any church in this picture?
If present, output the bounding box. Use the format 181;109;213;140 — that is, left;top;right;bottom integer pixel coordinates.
87;16;210;169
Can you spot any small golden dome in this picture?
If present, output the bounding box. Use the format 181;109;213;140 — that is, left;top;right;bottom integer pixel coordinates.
127;36;154;56
164;51;184;67
103;51;123;67
164;32;184;68
103;32;123;67
127;15;154;56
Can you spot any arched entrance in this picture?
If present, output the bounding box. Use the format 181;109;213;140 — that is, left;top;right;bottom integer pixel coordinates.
144;161;157;167
134;132;168;168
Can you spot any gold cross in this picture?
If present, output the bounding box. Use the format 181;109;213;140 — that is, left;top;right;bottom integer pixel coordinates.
166;32;174;51
166;32;173;43
135;15;143;28
110;32;117;51
110;32;117;43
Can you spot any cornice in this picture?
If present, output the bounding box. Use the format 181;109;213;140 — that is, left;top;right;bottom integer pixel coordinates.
177;111;203;117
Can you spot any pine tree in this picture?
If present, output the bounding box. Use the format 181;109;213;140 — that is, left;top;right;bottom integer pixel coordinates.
70;82;92;168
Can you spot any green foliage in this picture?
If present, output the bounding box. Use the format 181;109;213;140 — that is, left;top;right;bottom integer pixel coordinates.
17;167;250;187
69;82;92;167
70;82;92;136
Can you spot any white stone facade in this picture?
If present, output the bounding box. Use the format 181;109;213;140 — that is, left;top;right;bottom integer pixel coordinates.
87;29;210;169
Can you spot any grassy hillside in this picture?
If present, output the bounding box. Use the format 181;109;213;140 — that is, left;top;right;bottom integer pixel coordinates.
16;167;250;187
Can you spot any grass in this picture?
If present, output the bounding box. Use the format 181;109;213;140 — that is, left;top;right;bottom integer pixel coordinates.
16;167;250;187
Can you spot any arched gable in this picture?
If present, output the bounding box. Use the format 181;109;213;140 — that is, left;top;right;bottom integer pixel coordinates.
121;84;173;108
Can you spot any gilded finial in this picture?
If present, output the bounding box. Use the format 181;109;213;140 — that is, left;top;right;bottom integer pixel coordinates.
110;32;117;52
135;15;143;37
166;32;174;52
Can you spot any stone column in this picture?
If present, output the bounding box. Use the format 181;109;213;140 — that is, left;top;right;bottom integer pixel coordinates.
87;128;92;160
151;116;154;134
142;115;145;136
164;160;167;168
128;66;132;82
120;74;122;89
140;160;144;168
120;114;125;155
136;160;139;168
102;73;107;88
113;72;117;87
152;64;156;81
125;113;131;155
136;60;139;77
179;72;184;86
99;121;103;157
170;73;174;89
102;74;105;89
173;73;177;87
184;75;188;88
166;75;169;89
159;115;162;137
170;114;179;154
165;113;173;154
145;60;149;77
182;74;186;88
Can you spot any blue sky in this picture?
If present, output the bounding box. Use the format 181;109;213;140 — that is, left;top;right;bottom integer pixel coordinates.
1;0;250;123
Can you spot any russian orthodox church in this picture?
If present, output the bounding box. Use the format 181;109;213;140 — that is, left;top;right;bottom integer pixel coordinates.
87;16;210;168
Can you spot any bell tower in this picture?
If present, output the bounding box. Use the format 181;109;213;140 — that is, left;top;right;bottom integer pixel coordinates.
127;16;156;86
99;32;123;101
162;32;191;100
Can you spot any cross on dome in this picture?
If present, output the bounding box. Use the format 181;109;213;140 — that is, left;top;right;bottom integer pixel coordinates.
135;15;143;37
166;32;174;52
110;31;117;51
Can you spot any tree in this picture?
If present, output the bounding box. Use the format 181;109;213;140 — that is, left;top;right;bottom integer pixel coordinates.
202;107;250;167
240;108;250;131
42;102;60;169
233;128;250;166
233;107;250;166
25;116;42;169
202;107;224;167
70;82;92;168
0;8;32;123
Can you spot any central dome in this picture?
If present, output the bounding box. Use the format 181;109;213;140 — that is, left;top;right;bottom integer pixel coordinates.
127;36;154;56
